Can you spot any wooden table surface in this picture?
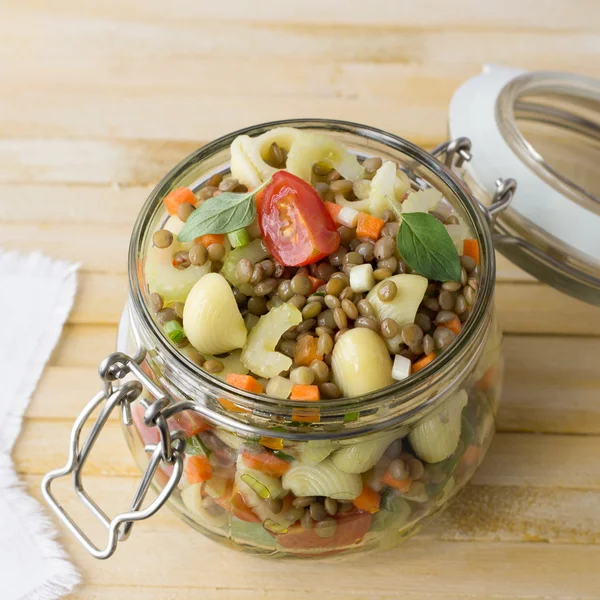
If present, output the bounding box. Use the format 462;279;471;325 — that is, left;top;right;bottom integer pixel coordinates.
3;1;600;598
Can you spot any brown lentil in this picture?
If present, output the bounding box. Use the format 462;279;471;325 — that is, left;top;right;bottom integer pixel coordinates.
337;501;353;514
326;169;341;182
341;298;359;320
454;294;467;315
219;177;239;192
324;294;341;310
363;156;383;172
396;260;409;274
355;316;378;331
207;243;226;262
460;267;468;286
338;226;355;245
373;267;392;281
377;257;398;272
282;327;298;341
317;332;334;356
267;497;283;514
333;307;348;330
254;278;277;296
291;274;312;296
433;327;456;349
172;251;191;269
381;222;400;238
189;244;208;267
374;237;395;260
296;318;317;333
268;142;286;167
310;359;329;383
279;339;296;358
324;498;338;516
292;495;314;508
356;241;375;262
442;281;462;292
177;202;195;222
258;259;274;278
401;323;424;347
319;381;340;399
328;247;347;267
316;326;334;337
206;173;223;188
464;285;476;306
388;458;408;480
309;501;327;522
153;229;173;249
344;251;364;266
381;208;396;223
172;302;185;320
198;186;217;201
468;277;479;291
316;262;336;281
204;359;224;373
250;263;265;285
339;286;355;301
301;302;322;319
380;318;399;339
248;296;268;315
277;280;294;301
414;312;432;332
377;280;397;302
325;277;345;296
238;282;254;297
460;255;477;272
423;297;440;311
300;509;314;529
329;179;354;194
315;518;337;538
438;290;455;311
211;260;223;273
436;310;458;324
445;215;459;225
407;457;425;480
423;334;435;355
285;507;305;523
149;292;163;314
349;238;362;252
357;299;374;317
317;309;336;329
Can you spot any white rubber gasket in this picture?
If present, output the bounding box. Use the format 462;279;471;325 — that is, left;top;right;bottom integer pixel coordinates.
449;64;600;261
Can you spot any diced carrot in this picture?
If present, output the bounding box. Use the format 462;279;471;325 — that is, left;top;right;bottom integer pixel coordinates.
195;233;225;247
290;385;320;401
412;353;437;373
461;444;482;468
171;410;212;436
294;335;321;366
356;212;385;240
164;187;197;216
439;316;461;336
242;451;291;477
217;397;250;414
291;385;320;423
185;455;213;484
324;201;343;221
226;373;264;394
381;470;412;492
463;238;480;265
353;485;381;514
260;436;284;451
307;275;325;294
475;366;499;392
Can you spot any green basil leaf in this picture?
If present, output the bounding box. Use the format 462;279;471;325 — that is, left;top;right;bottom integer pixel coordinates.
397;212;461;282
178;192;257;241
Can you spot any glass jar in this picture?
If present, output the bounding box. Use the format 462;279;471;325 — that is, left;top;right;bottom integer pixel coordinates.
43;120;505;559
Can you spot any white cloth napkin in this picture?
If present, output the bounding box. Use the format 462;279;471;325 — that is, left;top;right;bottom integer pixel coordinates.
0;250;81;599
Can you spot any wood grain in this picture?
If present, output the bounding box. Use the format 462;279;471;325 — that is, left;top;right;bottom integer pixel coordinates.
3;1;600;598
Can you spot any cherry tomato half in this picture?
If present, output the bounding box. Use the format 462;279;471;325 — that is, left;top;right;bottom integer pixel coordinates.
257;171;340;266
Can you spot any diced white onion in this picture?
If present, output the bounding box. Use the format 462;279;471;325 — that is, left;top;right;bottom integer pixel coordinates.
349;263;375;293
337;206;360;228
392;354;412;381
266;376;294;399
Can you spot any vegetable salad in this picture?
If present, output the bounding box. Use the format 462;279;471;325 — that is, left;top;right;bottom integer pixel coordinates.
132;127;502;556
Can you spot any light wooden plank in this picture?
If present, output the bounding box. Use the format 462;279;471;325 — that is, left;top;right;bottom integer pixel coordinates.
49;324;117;368
28;335;600;433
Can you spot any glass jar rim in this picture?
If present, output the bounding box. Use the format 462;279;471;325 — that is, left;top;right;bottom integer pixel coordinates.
127;119;496;421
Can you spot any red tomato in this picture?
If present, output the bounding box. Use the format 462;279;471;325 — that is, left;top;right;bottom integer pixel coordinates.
258;171;340;266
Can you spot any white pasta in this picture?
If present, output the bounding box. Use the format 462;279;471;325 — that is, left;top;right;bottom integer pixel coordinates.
180;484;228;530
331;328;394;397
332;430;401;474
230;135;263;189
298;439;335;464
286;131;364;182
282;458;363;500
183;273;247;355
236;455;286;500
213;428;247;450
408;389;468;463
367;274;428;329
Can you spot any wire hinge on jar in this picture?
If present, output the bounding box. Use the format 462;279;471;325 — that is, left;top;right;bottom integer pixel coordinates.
41;351;187;559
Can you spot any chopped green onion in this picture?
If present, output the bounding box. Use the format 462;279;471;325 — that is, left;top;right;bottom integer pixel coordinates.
227;228;251;248
240;473;271;499
274;450;296;461
164;320;185;343
344;411;360;422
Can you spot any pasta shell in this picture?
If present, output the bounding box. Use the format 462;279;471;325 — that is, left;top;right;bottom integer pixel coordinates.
180;484;228;530
183;273;247;355
236;455;286;500
286;132;364;182
230;135;263;189
332;430;401;473
241;302;302;378
282;458;363;500
408;389;468;463
366;274;428;329
331;327;394;397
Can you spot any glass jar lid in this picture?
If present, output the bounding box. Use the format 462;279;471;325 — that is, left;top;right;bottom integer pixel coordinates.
449;65;600;305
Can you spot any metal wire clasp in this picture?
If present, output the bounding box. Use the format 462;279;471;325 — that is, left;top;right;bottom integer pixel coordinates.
41;351;186;559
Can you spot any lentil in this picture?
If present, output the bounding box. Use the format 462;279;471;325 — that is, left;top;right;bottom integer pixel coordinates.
377;257;398;272
204;359;224;373
381;222;400;238
401;323;423;347
438;290;455;311
319;381;340;399
338;226;355;245
464;285;475;306
297;318;317;333
374;237;395;260
377;280;397;302
423;297;440;311
317;309;336;329
454;294;467;315
317;332;334;356
326;169;341;182
373;267;393;281
407;457;425;480
248;296;268;315
380;318;399;339
301;509;314;529
302;302;322;319
198;186;217;200
363;157;383;172
357;299;374;317
460;267;468;286
433;327;456;349
188;244;207;267
250;264;264;285
324;498;338;516
309;501;327;522
219;177;239;192
355;316;379;331
153;229;173;249
414;312;432;332
329;179;354;194
337;501;353;514
333;307;348;329
436;310;458;324
277;280;294;301
460;255;477;273
268;142;286;167
177;202;195;222
341;298;359;320
292;496;314;508
315;326;334;338
157;307;177;325
445;215;459;225
339;286;355;301
279;339;296;358
149;292;163;314
254;278;278;296
315;518;337;538
423;334;435;355
207;243;226;262
388;458;408;480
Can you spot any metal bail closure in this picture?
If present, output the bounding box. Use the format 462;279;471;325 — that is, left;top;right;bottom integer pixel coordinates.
41;351;186;559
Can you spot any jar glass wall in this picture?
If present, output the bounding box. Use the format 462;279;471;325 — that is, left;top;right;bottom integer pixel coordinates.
120;121;502;558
